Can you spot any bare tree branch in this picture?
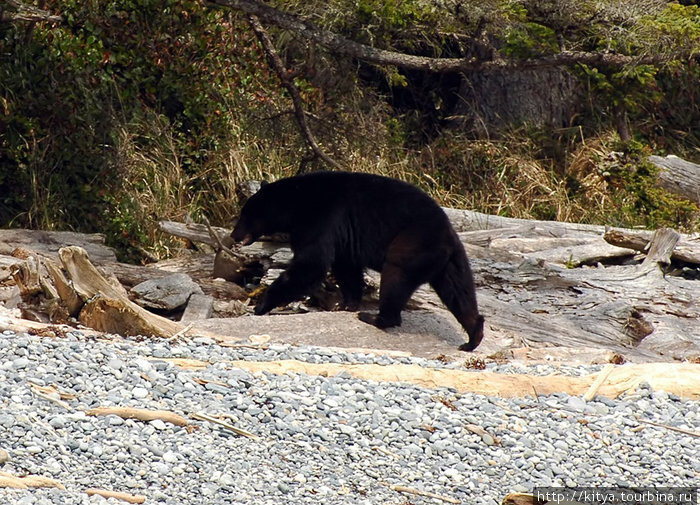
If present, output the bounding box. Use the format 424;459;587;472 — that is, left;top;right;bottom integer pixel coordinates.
1;0;62;23
208;0;661;73
246;14;343;173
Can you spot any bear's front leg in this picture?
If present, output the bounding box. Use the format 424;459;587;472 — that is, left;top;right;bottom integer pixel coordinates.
254;254;331;315
332;261;365;311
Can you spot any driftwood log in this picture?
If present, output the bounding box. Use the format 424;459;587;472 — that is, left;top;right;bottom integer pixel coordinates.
8;246;195;338
604;228;700;266
0;229;116;263
166;357;700;401
156;208;700;361
2;207;699;361
649;154;700;205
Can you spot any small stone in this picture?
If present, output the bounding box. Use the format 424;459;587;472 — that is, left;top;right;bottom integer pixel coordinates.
107;358;125;371
444;468;460;479
150;419;167;431
108;415;125;426
132;387;149;399
12;357;30;369
338;424;356;436
153;462;170;475
133;358;153;372
48;416;67;429
163;451;178;463
566;396;587;411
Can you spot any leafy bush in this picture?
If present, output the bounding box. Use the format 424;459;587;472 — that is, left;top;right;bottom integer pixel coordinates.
0;0;297;260
1;0;698;263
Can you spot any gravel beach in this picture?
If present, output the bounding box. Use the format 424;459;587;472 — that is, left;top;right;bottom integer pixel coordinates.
0;329;698;505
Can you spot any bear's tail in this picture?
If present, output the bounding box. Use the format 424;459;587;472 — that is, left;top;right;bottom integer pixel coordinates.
430;239;484;351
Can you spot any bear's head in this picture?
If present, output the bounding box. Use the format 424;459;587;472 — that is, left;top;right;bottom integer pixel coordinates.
231;181;285;245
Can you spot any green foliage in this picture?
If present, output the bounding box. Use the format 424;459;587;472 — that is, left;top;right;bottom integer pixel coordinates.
0;20;116;230
594;142;698;230
354;0;432;31
503;22;559;59
342;0;438;46
637;3;700;56
2;0;699;263
1;0;289;259
579;63;661;112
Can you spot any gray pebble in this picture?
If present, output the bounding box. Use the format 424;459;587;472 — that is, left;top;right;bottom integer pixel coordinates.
0;329;696;505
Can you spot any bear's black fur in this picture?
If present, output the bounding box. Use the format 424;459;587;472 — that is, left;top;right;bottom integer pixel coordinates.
231;172;484;351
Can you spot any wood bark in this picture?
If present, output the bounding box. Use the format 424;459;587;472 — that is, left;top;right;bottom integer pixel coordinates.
454;67;579;131
157;211;699;361
0;0;62;23
208;0;661;73
4;209;698;362
603;228;700;266
246;14;343;172
180;293;215;323
58;247;188;337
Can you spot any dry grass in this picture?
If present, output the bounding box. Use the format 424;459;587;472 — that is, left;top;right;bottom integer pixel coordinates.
111;113;294;259
110;107;697;261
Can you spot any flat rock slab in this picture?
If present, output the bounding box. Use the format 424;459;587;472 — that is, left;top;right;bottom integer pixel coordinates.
192;309;474;358
191;300;676;364
189;309;636;364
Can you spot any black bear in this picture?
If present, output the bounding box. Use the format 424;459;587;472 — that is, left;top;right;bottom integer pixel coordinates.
231;172;484;351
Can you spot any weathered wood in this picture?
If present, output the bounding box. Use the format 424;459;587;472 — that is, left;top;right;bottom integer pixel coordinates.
443;208;606;234
181;293;215;322
604;228;700;266
0;308;79;336
0;229;116;263
641;228;680;269
485;236;635;266
102;259;247;301
43;260;82;317
158;220;229;249
0;255;21;282
11;255;43;297
168;357;700;400
78;295;179;337
5;212;699;362
418;232;699;360
649;154;700;205
58;247;186;337
174;209;697;360
213;248;245;281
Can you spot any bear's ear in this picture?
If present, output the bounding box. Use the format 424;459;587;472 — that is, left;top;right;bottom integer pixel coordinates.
260;180;269;188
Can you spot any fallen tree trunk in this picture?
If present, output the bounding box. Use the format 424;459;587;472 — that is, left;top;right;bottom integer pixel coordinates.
4;210;697;362
0;229;116;263
165;357;700;401
159;213;699;361
8;246;196;338
648;154;700;205
604;228;700;266
59;247;188;337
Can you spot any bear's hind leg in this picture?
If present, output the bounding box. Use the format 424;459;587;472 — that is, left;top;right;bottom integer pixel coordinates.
358;262;421;329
